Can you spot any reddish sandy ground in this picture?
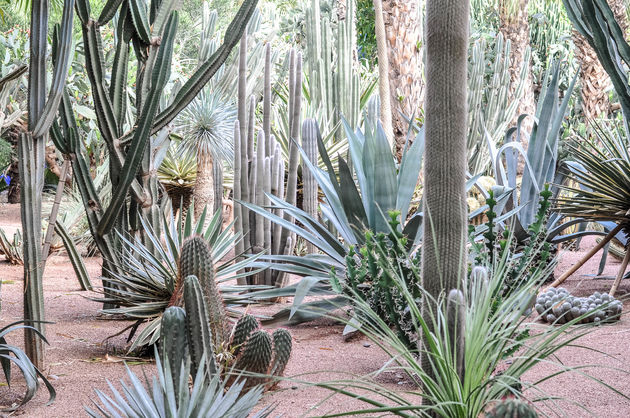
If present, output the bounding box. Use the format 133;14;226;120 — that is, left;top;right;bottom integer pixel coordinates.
1;201;630;417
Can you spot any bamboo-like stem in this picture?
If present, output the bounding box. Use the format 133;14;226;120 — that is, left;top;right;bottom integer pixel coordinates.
610;247;630;296
42;158;71;263
547;224;623;289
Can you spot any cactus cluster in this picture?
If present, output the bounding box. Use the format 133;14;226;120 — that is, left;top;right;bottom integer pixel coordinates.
234;27;321;286
330;212;421;349
485;397;538;418
535;287;623;324
163;237;292;390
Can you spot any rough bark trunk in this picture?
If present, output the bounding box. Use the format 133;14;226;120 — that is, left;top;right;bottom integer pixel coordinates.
500;0;535;136
193;153;214;221
383;0;424;159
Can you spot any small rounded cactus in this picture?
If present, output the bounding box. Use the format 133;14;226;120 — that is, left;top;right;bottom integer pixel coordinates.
486;397;538;418
535;287;623;325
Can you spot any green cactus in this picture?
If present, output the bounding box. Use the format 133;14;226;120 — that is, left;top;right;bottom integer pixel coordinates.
232;314;260;356
269;328;292;379
301;119;320;254
233;330;273;388
182;275;219;378
486;397;538;418
177;236;228;349
161;306;188;400
162;281;292;391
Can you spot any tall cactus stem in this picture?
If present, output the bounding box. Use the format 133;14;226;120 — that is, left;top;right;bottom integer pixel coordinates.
263;155;272;284
301;119;319;254
278;52;302;281
213;159;223;215
248;153;258;250
178;236;228;347
182;275;219;378
263;42;272;157
161;306;189;399
255;131;266;254
422;0;470;390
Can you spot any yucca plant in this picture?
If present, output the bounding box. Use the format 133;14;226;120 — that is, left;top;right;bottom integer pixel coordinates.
85;350;272;418
94;206;266;351
556;125;630;294
0;320;55;410
158;143;197;215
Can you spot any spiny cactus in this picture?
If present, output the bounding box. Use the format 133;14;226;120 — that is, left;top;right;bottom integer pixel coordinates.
174;236;228;348
535;287;623;325
331;212;421;349
233;31;304;287
269;328;292;380
183;275;219;378
160;306;188;398
232;330;273;388
486;397;538;418
164;275;292;391
232;314;260;356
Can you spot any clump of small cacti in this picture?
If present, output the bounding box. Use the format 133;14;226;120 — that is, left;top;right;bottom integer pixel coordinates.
535;287;623;325
162;242;292;391
485;396;538;418
330;211;421;350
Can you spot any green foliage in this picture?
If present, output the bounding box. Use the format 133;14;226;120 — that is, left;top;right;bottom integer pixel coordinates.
312;226;630;417
0;320;56;410
356;0;376;63
330;211;420;349
85;349;271;418
0;138;10;170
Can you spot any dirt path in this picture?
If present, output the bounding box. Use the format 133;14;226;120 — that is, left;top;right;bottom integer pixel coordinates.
1;202;630;417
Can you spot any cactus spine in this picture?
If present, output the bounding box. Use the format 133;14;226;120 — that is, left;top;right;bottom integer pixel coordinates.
269;328;292;380
422;0;470;389
233;330;273;388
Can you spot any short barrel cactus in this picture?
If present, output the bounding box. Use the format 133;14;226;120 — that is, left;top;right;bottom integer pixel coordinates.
535;287;622;325
486;397;538;418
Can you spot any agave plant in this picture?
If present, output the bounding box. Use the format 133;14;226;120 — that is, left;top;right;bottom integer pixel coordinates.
158;141;198;215
95;207;266;351
0;320;55;410
85;350;271;418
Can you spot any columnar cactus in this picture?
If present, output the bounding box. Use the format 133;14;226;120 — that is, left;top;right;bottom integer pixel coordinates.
301;119;320;254
486;397;538;418
233;32;303;287
422;0;469;384
162;275;293;391
173;236;228;349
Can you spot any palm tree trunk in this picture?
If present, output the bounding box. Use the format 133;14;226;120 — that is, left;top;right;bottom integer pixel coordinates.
382;0;424;159
500;0;535;137
574;0;628;120
193;153;214;221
